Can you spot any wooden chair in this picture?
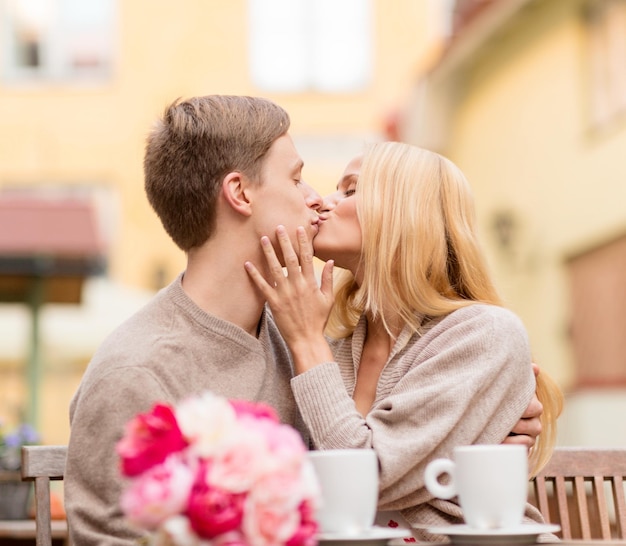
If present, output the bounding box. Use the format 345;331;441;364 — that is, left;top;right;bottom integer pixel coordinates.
530;447;626;540
20;445;68;546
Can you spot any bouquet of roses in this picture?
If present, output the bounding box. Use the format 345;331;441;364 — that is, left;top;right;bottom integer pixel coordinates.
117;392;320;546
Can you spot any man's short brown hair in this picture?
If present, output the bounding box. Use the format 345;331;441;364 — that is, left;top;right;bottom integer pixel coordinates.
144;95;290;251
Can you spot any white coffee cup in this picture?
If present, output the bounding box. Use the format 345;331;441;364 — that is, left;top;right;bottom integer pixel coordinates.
424;444;528;529
308;448;379;535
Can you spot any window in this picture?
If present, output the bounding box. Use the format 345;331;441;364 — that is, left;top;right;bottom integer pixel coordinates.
0;0;116;84
248;0;372;93
586;0;626;128
567;234;626;387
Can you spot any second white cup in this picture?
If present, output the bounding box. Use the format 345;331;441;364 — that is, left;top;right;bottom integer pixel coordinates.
424;444;528;529
308;448;379;535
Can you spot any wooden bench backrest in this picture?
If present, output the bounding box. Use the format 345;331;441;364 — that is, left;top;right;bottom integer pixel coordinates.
530;447;626;540
21;445;68;546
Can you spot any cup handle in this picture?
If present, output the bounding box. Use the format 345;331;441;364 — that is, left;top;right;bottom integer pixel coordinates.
424;458;457;499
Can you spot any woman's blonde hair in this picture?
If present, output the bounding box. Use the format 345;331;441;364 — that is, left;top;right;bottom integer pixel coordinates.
326;141;562;475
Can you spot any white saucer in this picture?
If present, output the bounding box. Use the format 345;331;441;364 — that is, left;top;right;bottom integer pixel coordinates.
317;526;413;546
427;523;561;545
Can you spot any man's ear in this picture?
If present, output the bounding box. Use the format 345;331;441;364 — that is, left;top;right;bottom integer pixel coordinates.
222;172;252;217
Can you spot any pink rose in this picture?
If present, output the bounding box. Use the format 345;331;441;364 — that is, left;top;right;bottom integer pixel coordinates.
243;469;311;546
209;424;272;493
117;403;188;477
286;501;319;546
252;419;306;470
230;399;279;423
187;463;246;539
268;423;306;457
176;392;237;457
120;454;194;530
242;495;300;546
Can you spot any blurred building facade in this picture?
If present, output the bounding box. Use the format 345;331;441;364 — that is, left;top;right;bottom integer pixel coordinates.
401;0;626;445
4;0;621;449
0;0;446;443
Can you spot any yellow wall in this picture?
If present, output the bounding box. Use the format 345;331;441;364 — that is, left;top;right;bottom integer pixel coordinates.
0;0;445;443
450;4;588;390
403;0;626;445
1;0;443;290
452;1;626;386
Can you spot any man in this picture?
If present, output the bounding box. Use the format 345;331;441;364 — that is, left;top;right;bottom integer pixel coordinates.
65;95;322;545
65;95;542;545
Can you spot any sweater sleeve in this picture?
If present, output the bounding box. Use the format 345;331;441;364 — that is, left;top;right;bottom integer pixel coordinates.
65;366;170;546
290;305;536;511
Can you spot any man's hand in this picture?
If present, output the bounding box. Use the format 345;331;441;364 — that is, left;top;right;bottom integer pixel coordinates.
503;363;543;449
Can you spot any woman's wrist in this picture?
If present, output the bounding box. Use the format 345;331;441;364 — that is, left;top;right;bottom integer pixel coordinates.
289;337;334;374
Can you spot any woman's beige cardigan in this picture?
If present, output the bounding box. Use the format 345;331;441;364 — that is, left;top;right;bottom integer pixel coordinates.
292;304;545;542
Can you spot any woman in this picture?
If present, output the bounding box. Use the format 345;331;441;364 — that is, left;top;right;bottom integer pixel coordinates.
245;142;562;539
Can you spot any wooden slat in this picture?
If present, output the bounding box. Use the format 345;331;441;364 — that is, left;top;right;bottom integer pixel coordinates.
611;476;626;539
21;446;67;480
555;476;572;539
534;475;552;521
573;476;591;539
536;448;626;477
591;475;611;539
34;476;52;546
0;520;67;539
0;470;22;482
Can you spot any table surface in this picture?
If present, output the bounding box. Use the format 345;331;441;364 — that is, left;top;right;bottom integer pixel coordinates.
414;537;626;546
440;538;626;545
1;521;625;545
538;543;626;545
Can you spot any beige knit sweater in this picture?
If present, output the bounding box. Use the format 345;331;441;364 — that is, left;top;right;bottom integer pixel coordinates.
67;280;544;544
292;304;545;541
65;275;301;546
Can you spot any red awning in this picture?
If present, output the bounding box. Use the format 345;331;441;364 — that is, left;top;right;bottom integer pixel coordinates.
0;196;107;303
0;197;104;256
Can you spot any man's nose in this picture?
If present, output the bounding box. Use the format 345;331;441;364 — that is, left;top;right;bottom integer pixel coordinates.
302;182;322;211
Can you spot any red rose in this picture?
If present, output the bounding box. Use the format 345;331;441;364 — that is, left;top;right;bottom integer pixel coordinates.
117;403;188;477
187;464;245;539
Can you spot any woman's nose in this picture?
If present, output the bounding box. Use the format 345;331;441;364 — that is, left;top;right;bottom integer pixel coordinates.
321;193;338;213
